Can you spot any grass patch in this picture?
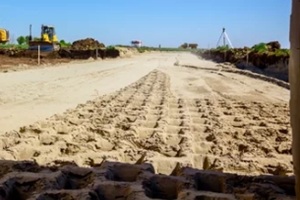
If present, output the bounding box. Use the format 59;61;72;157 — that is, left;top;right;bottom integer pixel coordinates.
0;44;28;49
106;45;116;50
251;43;268;53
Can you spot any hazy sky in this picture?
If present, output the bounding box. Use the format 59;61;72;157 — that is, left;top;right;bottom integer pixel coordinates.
0;0;291;48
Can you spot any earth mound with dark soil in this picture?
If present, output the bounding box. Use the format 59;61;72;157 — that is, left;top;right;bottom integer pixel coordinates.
267;41;281;51
71;38;105;50
0;37;121;61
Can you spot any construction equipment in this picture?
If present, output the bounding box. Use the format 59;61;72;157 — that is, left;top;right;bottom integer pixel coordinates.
216;28;234;49
0;28;9;44
28;24;60;52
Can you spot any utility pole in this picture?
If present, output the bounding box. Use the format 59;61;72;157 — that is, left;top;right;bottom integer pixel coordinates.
289;0;300;198
29;24;32;41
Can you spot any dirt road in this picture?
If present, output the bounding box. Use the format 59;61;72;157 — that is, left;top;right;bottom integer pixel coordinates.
0;52;294;199
0;52;291;175
0;53;172;133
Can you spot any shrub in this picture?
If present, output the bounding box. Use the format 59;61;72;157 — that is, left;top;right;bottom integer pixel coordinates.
251;43;268;53
17;36;26;45
216;45;230;51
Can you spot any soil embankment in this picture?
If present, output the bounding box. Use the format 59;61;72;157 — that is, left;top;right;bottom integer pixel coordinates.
200;41;289;82
0;38;139;72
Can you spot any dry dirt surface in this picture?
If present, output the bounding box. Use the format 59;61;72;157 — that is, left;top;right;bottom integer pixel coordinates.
0;55;71;72
0;52;294;199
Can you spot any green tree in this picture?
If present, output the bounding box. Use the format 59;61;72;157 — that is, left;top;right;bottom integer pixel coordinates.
60;40;66;44
251;43;268;53
59;40;71;47
17;36;26;45
180;43;188;49
25;36;31;44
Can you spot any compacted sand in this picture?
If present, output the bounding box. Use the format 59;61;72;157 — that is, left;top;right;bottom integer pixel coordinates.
0;52;294;199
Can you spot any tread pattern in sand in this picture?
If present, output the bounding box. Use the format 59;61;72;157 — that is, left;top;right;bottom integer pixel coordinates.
0;70;292;176
0;160;295;199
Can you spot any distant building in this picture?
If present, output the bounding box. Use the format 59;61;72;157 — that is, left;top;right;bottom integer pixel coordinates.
188;43;198;49
131;40;142;47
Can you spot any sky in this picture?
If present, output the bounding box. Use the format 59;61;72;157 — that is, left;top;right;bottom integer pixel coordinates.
0;0;291;48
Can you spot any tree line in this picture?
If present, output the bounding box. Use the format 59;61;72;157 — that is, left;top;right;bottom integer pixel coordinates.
180;43;198;49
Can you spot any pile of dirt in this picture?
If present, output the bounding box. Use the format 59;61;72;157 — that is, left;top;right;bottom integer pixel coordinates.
267;41;281;51
71;38;105;50
58;38;119;59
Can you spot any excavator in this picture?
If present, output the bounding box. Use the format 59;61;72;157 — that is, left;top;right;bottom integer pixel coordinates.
0;28;9;44
28;24;60;52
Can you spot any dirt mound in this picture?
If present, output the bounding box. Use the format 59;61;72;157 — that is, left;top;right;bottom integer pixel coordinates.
58;38;119;59
71;38;105;50
0;160;294;200
267;41;281;50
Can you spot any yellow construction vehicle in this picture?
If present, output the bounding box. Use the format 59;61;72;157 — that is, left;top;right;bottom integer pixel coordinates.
0;28;9;44
28;24;60;52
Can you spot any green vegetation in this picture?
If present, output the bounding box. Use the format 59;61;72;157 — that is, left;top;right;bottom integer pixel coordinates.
271;49;290;57
0;37;72;50
17;36;26;45
251;43;268;53
250;42;289;57
59;40;71;48
106;45;116;50
0;43;28;49
16;36;32;45
216;45;230;51
137;47;146;53
207;42;290;58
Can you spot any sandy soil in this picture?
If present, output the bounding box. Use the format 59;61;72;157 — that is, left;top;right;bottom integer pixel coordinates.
0;53;168;133
0;52;294;198
0;52;292;178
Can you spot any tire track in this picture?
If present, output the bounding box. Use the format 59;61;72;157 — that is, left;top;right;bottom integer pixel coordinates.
0;70;292;176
